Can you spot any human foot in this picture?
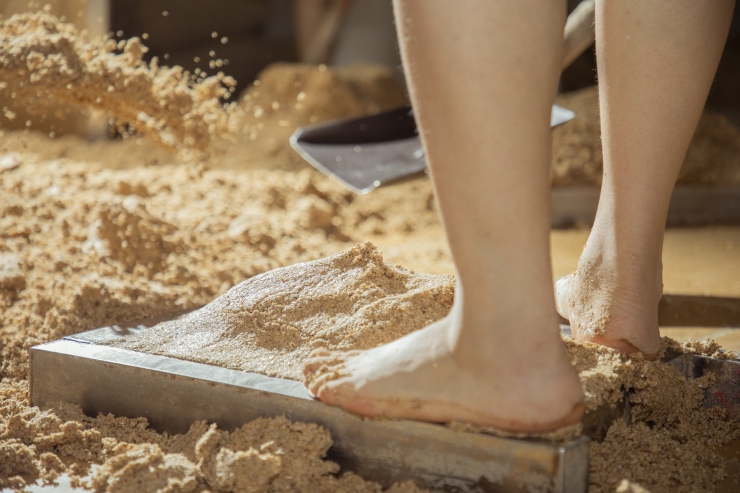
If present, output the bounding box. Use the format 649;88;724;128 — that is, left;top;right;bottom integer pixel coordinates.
302;302;585;433
555;249;663;358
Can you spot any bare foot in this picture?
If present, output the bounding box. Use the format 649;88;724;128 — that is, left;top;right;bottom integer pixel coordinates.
303;300;585;433
555;249;663;358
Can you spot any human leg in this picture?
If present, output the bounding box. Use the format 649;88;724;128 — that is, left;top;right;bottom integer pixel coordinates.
556;0;736;356
302;0;585;432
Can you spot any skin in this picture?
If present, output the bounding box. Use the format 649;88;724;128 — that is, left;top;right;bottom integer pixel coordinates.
303;0;735;432
556;0;736;358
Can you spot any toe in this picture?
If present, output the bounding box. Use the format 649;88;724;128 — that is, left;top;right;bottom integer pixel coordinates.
308;347;331;358
302;357;326;377
302;353;347;377
308;370;346;399
554;274;573;319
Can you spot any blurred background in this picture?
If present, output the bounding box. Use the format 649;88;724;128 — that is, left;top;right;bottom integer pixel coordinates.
2;0;738;137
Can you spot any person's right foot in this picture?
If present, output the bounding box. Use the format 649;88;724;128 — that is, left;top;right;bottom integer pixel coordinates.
555;244;663;358
302;297;586;433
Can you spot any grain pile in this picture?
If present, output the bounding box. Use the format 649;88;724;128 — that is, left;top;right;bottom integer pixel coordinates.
107;243;454;380
0;11;236;155
1;381;423;493
569;338;740;492
1;11;740;493
0;156;438;491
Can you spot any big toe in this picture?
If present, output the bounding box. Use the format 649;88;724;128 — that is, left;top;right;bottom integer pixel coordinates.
308;347;331;359
306;366;345;397
302;351;345;376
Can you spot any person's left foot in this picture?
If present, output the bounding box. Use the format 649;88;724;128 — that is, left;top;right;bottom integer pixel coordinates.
554;243;663;359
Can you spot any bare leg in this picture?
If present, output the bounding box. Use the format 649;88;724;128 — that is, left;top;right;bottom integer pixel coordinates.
303;0;585;432
556;0;735;357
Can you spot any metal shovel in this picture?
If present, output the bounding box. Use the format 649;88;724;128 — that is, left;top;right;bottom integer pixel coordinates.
291;0;596;194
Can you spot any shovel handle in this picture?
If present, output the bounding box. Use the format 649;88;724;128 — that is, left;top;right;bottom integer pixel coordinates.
563;0;595;70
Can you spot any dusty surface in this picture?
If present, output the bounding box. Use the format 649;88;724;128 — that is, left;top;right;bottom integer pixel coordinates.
1;11;740;493
107;243;453;380
569;337;740;493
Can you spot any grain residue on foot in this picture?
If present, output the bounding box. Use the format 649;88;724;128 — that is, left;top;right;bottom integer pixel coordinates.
556;263;613;338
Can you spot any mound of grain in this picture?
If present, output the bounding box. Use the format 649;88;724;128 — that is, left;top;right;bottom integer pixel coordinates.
106;242;454;379
567;337;740;492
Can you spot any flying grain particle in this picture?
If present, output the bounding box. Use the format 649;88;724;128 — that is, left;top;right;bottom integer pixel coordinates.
142;33;149;39
223;59;229;65
0;11;237;154
194;56;200;63
164;53;169;59
116;30;123;37
49;131;55;138
209;60;215;69
271;101;280;110
221;37;228;44
43;3;52;12
162;10;169;16
318;64;327;72
25;120;32;127
211;31;218;39
215;59;223;68
209;50;216;57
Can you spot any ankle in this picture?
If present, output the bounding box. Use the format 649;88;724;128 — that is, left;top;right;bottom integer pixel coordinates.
557;234;664;356
450;305;565;372
577;239;663;302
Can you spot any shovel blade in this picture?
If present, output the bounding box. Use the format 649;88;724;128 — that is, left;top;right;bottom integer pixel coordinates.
291;104;575;194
